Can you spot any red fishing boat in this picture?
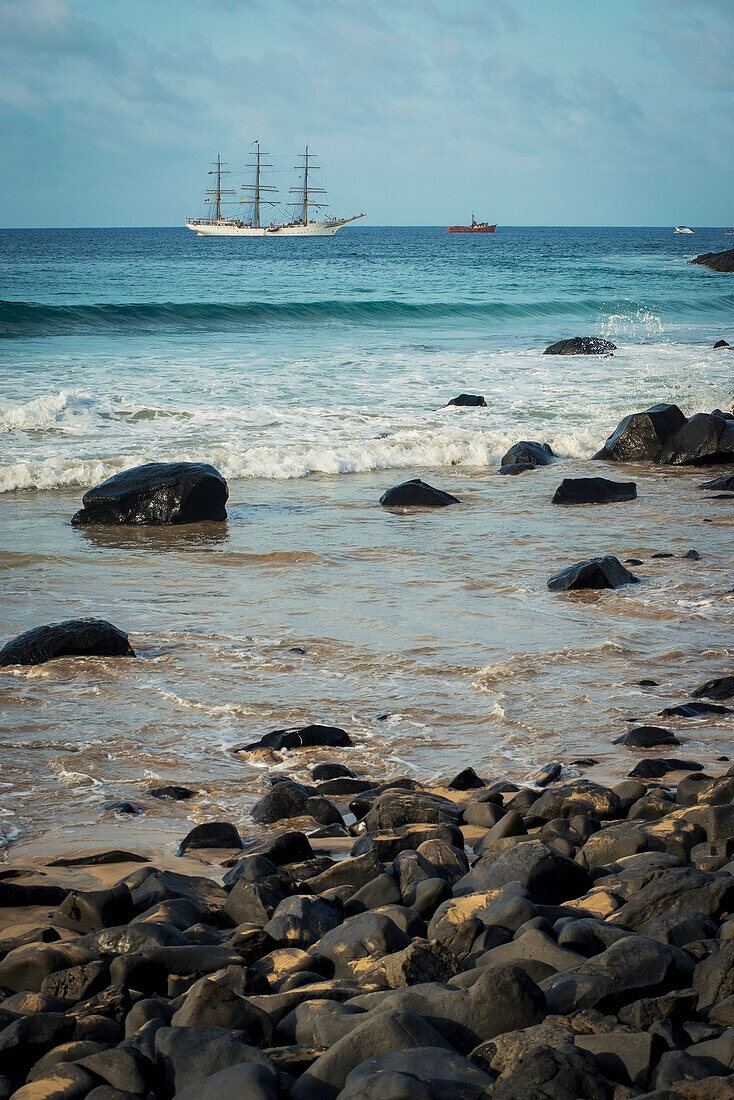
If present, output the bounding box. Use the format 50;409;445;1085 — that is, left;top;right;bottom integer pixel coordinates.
447;214;497;234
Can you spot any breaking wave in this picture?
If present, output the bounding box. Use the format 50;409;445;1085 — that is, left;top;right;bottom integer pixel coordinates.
3;293;734;336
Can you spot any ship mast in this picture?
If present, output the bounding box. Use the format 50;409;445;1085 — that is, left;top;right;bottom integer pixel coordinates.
241;141;278;229
290;145;327;225
205;154;235;221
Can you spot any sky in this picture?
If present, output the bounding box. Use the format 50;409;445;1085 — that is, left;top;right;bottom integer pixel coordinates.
1;0;732;227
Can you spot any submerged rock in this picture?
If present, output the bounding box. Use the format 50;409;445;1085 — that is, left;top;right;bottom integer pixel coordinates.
593;403;687;463
498;462;537;475
379;479;460;508
660;701;732;718
148;786;196;801
445;393;486;407
0;619;135;667
234;724;353;753
71;461;228;526
691;248;734;273
700;473;734;492
500;441;555;467
552;477;637;505
548;556;640;591
544;337;616;355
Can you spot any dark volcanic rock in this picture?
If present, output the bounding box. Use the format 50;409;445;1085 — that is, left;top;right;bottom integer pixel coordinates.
149;785;196;801
714;339;731;348
660;411;734;465
548;556;640;591
498;462;537;475
312;763;355;781
660;701;732;718
379;479;461;508
692;676;734;701
447;767;485;790
692;248;734;272
491;1043;615;1100
544;337;616;355
700;473;734;492
500;441;555;467
453;839;591;904
0;619;134;667
341;1047;494;1099
178;822;242;854
445;393;487;407
234;724;352;753
614;725;680;748
290;1009;455;1100
628;758;703;779
552;477;637;505
251;779;344;827
71;461;228;526
593;403;687;462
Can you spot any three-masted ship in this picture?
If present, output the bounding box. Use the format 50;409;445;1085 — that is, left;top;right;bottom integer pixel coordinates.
186;144;365;237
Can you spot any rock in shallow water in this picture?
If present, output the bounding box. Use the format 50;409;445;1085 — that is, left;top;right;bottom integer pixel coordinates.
445;393;486;407
71;462;228;526
593;402;687;463
692;676;734;701
233;725;353;753
500;440;555;467
544;337;616;355
548;556;640;591
552;477;637;505
379;479;460;508
0;619;134;667
614;726;680;748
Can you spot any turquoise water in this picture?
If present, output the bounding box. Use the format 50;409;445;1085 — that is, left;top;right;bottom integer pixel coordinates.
0;226;732;855
0;226;731;492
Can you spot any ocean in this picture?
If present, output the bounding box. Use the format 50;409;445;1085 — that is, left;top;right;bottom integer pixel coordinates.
1;225;732;857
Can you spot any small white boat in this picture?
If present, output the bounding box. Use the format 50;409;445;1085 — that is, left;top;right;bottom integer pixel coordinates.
674;226;694;234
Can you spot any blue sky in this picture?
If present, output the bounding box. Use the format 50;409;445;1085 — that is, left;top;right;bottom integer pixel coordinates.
1;0;732;226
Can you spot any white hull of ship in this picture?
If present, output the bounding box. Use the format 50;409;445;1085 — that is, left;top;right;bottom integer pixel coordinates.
186;218;359;237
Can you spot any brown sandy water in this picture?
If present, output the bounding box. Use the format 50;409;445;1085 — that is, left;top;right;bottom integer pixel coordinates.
0;459;732;862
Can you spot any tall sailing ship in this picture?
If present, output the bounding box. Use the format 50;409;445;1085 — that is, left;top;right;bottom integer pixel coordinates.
186;143;365;237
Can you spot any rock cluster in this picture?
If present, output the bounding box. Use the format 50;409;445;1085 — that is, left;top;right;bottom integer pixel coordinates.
594;403;734;465
4;766;734;1097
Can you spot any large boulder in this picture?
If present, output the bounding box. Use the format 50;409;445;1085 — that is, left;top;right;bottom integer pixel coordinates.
692;249;734;273
290;1009;456;1100
453;840;591;903
660;412;734;465
500;441;554;467
251;779;343;828
0;619;134;667
551;477;637;505
544;337;616;355
593;403;687;462
71;462;228;526
547;556;640;591
340;1047;495;1099
379;479;460;508
233;724;352;753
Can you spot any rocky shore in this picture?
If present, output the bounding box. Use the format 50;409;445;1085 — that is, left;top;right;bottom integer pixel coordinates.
1;382;733;1098
3;760;734;1099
